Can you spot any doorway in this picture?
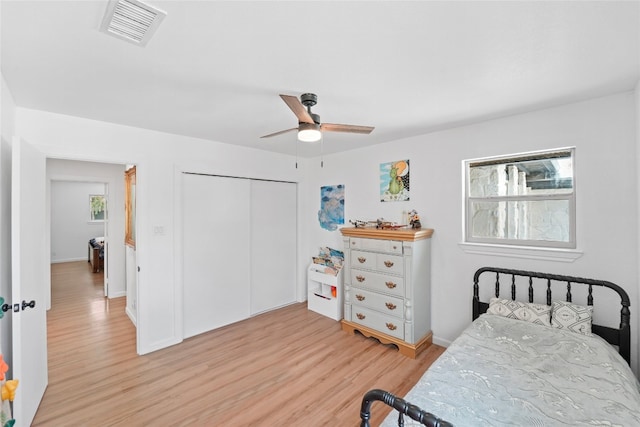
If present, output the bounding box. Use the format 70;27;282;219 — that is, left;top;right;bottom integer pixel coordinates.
50;180;108;295
46;158;129;307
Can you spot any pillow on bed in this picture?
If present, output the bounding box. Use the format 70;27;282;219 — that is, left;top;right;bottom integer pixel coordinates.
551;300;593;335
487;298;551;326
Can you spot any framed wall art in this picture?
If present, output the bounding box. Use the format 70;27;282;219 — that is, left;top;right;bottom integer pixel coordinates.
380;159;410;202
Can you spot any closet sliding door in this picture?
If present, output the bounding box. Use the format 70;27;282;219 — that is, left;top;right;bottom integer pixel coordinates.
182;174;251;338
183;174;297;339
250;180;297;315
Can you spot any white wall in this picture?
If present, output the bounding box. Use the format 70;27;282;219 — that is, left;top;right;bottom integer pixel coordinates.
12;88;639;376
303;91;639;375
50;181;105;262
0;74;16;371
15;108;304;355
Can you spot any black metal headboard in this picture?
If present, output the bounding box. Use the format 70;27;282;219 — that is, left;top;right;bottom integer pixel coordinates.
472;267;631;365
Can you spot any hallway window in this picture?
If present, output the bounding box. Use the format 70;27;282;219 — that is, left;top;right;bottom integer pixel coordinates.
465;148;575;248
90;195;106;221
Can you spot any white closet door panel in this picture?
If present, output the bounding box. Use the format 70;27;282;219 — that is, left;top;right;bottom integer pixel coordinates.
250;180;297;314
183;174;250;338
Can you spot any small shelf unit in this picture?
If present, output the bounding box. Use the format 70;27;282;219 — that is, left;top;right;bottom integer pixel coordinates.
307;263;343;321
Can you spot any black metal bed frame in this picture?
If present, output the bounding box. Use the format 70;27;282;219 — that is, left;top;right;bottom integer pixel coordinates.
472;266;631;364
359;266;632;427
360;389;452;427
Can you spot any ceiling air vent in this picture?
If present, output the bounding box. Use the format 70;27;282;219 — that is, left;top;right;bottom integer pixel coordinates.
100;0;166;46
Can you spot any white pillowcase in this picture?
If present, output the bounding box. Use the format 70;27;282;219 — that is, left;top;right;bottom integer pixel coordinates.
487;297;552;327
551;300;593;336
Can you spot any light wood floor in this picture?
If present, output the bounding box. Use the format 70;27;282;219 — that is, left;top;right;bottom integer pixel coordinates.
33;261;445;426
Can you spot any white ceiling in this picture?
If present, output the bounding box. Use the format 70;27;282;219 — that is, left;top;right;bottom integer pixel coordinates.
2;1;639;157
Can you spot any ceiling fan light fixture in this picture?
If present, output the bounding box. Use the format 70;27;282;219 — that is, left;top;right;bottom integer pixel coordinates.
298;123;321;142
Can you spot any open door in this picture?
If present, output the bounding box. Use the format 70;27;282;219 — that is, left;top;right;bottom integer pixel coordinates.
103;182;109;297
11;137;48;425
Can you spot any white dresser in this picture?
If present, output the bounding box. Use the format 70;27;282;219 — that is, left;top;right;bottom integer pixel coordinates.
340;227;433;358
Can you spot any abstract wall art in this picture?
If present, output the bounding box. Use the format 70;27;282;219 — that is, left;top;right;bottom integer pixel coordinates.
318;184;345;231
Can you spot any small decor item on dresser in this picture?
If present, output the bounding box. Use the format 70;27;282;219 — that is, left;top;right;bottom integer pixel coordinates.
408;210;421;229
349;218;406;229
349;219;379;228
375;218;405;229
350;219;368;228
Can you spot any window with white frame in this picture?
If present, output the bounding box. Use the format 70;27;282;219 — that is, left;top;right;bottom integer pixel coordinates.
90;195;106;222
464;148;575;248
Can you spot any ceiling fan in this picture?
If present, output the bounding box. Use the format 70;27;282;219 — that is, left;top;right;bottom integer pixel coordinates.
261;93;374;142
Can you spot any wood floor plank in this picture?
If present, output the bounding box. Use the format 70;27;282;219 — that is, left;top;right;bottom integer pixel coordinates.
32;261;445;426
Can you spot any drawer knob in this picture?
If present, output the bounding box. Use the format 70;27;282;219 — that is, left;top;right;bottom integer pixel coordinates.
356;313;366;320
392;245;398;250
385;302;397;310
356;275;365;283
384;260;394;268
386;323;397;331
356;294;365;301
357;257;367;263
385;281;397;289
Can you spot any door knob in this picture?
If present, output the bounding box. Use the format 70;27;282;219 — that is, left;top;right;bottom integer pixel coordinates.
22;300;36;310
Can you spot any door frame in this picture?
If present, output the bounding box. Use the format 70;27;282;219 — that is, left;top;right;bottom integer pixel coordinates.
46;171;125;305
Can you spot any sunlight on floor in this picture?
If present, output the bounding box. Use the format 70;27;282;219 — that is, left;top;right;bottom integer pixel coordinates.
89;298;110;319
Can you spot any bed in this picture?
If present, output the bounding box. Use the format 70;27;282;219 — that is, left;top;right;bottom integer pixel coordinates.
360;267;640;427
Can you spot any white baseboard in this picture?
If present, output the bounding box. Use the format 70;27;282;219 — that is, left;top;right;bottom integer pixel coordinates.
51;257;88;264
432;335;452;348
126;306;137;327
138;337;183;355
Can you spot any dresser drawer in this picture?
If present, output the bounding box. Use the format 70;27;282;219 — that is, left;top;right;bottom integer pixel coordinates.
351;269;404;297
352;288;403;319
349;238;403;254
350;306;404;340
376;254;403;275
351;250;376;270
351;251;404;276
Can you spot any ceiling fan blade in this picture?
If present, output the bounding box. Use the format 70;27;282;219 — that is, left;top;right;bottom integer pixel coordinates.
280;94;315;124
321;123;374;134
260;127;298;138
